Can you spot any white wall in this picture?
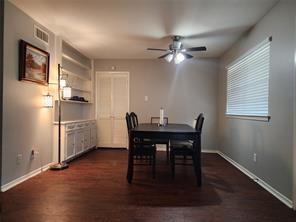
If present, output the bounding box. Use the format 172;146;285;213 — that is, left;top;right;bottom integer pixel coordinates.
218;0;296;200
2;2;56;186
95;59;219;151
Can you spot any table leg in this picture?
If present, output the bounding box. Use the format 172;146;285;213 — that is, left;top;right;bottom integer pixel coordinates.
127;132;134;183
194;134;202;186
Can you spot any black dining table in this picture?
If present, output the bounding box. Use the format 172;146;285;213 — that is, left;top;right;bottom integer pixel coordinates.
127;123;202;186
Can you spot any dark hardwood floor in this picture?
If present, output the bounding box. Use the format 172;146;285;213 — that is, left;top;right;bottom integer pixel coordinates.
1;149;296;222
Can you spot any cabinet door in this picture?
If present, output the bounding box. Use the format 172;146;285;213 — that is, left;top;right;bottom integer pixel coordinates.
97;75;113;147
65;132;75;160
112;74;129;147
90;127;97;148
83;128;91;150
96;73;129;148
75;131;84;154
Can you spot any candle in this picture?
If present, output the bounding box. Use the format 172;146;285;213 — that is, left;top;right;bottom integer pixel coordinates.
160;107;164;126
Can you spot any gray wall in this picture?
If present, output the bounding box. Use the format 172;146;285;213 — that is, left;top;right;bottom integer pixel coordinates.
217;0;296;199
2;2;55;186
95;59;219;151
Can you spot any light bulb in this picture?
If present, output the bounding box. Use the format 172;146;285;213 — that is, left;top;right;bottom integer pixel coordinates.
60;79;66;88
164;54;173;63
174;53;185;64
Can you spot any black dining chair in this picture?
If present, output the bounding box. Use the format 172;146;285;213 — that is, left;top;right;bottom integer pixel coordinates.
169;113;204;180
130;112;139;128
126;113;156;178
150;117;170;162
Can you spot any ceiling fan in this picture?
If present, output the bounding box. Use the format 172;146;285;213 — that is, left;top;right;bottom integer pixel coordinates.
147;36;206;64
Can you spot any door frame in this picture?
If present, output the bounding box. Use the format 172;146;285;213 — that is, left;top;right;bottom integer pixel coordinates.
95;71;130;148
0;0;4;187
293;15;296;210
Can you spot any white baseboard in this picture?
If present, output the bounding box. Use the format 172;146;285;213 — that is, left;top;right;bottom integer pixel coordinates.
217;151;293;209
1;162;53;192
202;149;219;153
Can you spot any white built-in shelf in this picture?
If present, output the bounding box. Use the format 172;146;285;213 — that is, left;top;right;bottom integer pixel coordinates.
62;53;91;70
71;87;91;93
59;100;93;104
62;68;91;81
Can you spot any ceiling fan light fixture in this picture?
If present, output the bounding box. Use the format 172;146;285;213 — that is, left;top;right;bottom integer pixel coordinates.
174;53;185;64
164;53;173;63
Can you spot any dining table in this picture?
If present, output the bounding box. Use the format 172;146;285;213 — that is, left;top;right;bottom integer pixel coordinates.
126;123;202;186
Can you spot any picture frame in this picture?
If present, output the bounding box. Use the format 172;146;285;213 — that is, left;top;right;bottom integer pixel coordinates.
19;39;50;85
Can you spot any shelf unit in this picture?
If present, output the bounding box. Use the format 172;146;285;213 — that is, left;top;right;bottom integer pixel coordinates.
62;53;91;70
61;40;93;104
59;99;93;104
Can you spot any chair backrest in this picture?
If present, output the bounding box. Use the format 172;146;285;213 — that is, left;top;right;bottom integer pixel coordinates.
195;113;204;133
125;112;132;133
151;117;169;125
130;112;138;128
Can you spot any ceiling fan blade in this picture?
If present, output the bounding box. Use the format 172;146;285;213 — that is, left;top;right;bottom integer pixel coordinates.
147;48;168;51
182;53;194;59
158;53;172;59
184;46;207;52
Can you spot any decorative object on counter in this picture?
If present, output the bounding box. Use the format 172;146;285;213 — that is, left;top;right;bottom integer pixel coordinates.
62;86;72;99
19;39;50;85
50;64;69;171
158;107;165;126
42;92;53;108
69;96;88;102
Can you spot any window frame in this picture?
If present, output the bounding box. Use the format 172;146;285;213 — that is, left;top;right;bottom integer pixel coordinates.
225;37;272;122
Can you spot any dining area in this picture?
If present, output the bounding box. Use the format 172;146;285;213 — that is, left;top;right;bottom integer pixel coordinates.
125;111;204;186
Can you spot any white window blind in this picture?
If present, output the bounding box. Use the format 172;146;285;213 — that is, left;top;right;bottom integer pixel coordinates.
226;38;271;119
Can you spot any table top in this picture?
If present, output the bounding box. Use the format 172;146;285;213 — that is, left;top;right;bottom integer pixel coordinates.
131;123;198;134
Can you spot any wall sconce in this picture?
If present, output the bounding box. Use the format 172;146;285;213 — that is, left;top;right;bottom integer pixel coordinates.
62;86;72;99
43;93;53;108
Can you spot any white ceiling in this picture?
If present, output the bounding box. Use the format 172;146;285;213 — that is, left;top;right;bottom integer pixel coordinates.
10;0;278;59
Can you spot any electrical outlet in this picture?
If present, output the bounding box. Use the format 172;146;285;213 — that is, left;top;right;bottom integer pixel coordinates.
16;154;22;164
144;96;148;102
253;153;257;162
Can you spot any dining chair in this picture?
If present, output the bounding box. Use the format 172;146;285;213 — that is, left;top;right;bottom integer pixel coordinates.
169;113;204;179
126;112;156;178
150;117;170;162
130;112;139;128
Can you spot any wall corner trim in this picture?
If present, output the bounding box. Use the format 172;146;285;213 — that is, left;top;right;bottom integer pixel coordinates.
216;151;293;209
1;162;54;192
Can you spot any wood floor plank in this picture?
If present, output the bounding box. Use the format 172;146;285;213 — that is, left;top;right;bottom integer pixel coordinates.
0;149;295;222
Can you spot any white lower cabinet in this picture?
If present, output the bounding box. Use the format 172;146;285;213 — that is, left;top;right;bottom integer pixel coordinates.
54;120;97;162
75;130;85;155
66;132;75;159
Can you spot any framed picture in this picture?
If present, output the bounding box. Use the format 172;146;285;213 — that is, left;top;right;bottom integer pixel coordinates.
19;40;50;85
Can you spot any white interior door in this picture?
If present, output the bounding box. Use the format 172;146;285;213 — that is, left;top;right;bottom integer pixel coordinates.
97;72;129;148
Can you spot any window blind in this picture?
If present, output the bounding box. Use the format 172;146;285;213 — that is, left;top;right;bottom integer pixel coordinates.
226;38;271;118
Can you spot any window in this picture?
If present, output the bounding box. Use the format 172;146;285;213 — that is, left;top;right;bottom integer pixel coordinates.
226;37;271;121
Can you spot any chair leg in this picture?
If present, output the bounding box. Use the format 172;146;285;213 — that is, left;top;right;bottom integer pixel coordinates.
192;154;199;186
170;152;175;179
166;142;169;163
152;153;156;179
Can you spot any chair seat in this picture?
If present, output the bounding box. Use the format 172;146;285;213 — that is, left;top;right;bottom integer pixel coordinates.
144;138;169;144
170;146;194;156
170;140;193;147
133;144;156;156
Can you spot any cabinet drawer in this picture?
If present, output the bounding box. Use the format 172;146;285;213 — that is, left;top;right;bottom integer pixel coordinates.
66;124;76;131
76;123;85;129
